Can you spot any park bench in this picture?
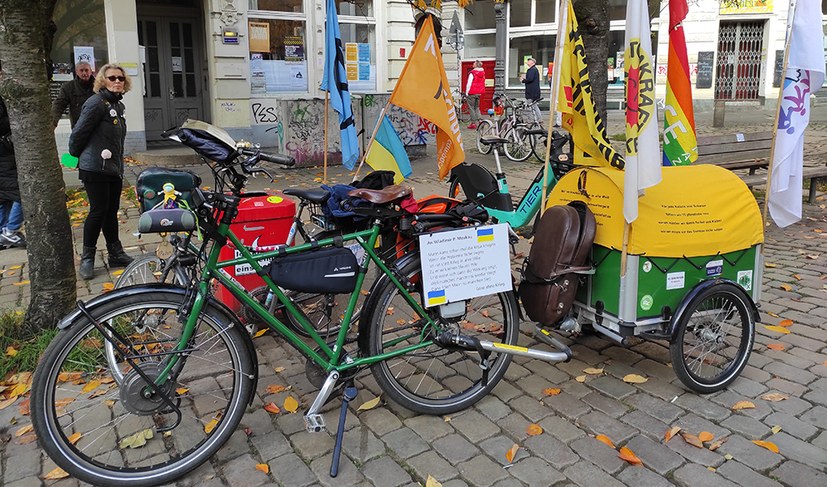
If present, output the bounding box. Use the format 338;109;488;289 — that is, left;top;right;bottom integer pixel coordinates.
696;130;827;203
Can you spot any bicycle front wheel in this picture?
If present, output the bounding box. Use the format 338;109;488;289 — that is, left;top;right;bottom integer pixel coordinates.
503;126;533;162
367;257;519;415
115;254;188;288
32;289;255;487
476;120;496;154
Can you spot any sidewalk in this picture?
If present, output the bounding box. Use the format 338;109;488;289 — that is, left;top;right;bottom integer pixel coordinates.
0;111;826;486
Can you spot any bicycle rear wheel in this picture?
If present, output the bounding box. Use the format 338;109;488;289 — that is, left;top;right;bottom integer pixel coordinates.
32;289;255;487
503;126;533;162
115;254;188;288
367;256;519;415
476;120;496;154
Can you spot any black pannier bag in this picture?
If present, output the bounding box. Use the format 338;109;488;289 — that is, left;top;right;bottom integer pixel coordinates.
136;167;202;212
268;247;358;294
519;201;596;326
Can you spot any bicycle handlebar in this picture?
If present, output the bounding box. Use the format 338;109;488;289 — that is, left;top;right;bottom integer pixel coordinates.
239;148;295;167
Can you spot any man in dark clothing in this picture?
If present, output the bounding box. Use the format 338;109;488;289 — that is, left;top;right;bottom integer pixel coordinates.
0;97;25;248
520;57;542;124
51;62;94;127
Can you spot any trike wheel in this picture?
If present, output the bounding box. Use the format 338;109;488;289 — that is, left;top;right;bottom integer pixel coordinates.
669;282;755;394
476;121;496;154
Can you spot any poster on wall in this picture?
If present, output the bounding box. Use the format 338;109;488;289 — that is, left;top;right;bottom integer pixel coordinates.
346;63;358;81
345;43;358;63
358;43;370;63
284;36;304;62
358;62;370;81
250;54;266;94
720;0;773;14
249;22;271;53
74;46;95;71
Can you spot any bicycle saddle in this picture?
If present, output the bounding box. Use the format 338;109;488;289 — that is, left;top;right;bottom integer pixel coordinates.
480;136;510;146
283;188;331;203
348;184;412;204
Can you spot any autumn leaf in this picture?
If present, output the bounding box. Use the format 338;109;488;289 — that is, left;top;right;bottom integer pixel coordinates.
176;387;189;395
102;282;115;292
18;398;29;416
806;254;820;260
273;366;285;373
708;437;728;451
426;475;443;487
255;463;270;474
58;371;83;383
112;269;124;276
575;375;587;383
681;432;704;449
765;262;778;268
81;379;101;393
771;425;783;434
583;367;604;375
5;346;17;357
0;397;16;410
386;306;395;315
119;429;153;448
763;325;791;335
767;311;780;318
622;374;648;384
778;319;794;327
204;419;219;434
752;440;780;453
780;283;793;292
766;343;786;351
43;467;70;480
263;402;281;414
664;426;681;443
760;392;789;402
792;274;802;281
283;396;299;413
18;433;37;444
732;400;756;410
253;329;268;338
698;431;714;443
618;446;643;465
505;443;519;463
67;432;82;445
358;395;381;412
266;384;287;394
543;388;561;396
104;399;116;408
12;281;28;286
14;424;32;437
526;423;543;436
595;434;615;448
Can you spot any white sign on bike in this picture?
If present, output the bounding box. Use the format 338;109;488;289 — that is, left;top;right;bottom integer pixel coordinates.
419;224;511;307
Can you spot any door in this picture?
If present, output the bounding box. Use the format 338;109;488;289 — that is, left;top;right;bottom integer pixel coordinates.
715;21;765;100
461;60;496;113
138;17;205;142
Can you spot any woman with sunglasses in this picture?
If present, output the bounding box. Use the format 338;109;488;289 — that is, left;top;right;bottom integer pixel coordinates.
69;63;134;280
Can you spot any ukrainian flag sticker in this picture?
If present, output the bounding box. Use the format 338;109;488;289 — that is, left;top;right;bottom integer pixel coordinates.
427;290;447;306
477;228;494;242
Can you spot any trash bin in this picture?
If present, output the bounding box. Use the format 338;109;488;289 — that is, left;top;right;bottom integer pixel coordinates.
215;194;296;312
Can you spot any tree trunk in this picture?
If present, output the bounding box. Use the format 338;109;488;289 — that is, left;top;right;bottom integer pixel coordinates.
572;0;610;124
0;0;77;332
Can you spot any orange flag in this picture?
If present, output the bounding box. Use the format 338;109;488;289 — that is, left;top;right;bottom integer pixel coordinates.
389;16;465;179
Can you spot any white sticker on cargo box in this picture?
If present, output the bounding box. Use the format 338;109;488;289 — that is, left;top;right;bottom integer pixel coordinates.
666;272;685;290
737;270;753;291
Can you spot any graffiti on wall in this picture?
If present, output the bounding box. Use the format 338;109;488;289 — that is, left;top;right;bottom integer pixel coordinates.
284;100;339;166
251;101;285;151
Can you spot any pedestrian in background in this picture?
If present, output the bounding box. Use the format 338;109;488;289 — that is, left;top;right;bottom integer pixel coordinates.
51;62;95;128
465;60;486;130
0;96;26;249
520;57;542;124
69;63;134;280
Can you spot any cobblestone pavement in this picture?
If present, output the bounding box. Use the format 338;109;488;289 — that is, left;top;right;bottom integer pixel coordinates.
1;105;826;486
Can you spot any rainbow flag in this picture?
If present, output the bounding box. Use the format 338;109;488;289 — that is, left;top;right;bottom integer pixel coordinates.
662;0;697;166
365;115;412;183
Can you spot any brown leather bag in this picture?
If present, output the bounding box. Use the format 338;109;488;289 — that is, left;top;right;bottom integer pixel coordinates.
519;201;596;326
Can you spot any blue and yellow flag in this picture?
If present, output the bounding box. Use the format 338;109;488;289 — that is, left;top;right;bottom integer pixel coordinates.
320;0;359;169
365;116;412;184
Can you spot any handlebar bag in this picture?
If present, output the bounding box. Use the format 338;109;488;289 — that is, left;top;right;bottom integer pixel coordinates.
136;167;202;212
267;247;358;294
176;126;238;164
137;208;197;234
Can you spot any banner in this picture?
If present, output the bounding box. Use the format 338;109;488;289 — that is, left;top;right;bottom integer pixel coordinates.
389;16;465;179
769;1;825;228
624;0;662;223
662;0;697;166
557;2;625;170
720;0;774;15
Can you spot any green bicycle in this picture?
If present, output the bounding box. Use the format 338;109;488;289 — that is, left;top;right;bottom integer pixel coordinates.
30;121;525;486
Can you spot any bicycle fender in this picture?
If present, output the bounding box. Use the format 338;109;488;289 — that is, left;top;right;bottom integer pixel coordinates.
667;279;758;342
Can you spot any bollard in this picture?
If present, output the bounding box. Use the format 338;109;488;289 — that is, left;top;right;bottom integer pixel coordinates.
713;100;726;127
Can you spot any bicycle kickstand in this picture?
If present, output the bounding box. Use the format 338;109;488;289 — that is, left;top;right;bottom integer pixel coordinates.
329;381;358;477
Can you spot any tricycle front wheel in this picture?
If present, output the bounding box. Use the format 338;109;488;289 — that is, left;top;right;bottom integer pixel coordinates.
670;282;755;394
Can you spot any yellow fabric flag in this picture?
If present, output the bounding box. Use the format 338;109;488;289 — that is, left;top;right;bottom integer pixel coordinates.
557;3;625;169
389;16;465;179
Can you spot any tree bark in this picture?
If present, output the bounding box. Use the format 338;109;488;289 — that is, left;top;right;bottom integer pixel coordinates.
0;0;77;332
572;0;610;124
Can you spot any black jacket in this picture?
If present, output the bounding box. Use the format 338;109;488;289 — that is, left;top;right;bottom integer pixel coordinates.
69;89;127;178
51;77;95;127
522;65;541;101
0;98;19;202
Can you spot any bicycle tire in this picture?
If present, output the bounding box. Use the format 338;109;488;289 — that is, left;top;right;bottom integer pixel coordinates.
476;120;496;155
31;289;255;487
456;101;471;123
503;126;533;162
367;256;519;414
448;177;464;200
115;254;188;288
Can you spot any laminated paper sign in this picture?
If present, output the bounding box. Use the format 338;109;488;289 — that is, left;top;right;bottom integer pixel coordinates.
249;22;271;53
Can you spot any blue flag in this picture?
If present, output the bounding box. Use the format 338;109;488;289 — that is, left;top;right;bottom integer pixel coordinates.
320;0;359;169
365;116;412;184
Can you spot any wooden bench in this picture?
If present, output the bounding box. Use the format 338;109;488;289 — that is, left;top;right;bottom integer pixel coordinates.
696;130;827;203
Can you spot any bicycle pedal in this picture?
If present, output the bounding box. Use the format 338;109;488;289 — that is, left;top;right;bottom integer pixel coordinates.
304;413;326;433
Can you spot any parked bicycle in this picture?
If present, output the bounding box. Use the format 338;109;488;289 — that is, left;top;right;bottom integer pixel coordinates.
452;88;471;124
475;94;541;162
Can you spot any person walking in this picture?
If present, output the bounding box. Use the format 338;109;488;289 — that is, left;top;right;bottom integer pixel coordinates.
465;60;486;130
69;63;134;280
0;96;25;249
51;62;95;127
520;57;542;124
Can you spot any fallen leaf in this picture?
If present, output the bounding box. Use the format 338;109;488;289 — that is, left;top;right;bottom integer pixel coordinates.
81;379;101;393
265;384;287;394
12;281;28;286
583;367;604;375
43;467;70;480
8;265;20;270
0;397;16;410
386;306;394;315
14;424;32;437
119;429;153;448
575;375;587;383
263;402;281;414
623;374;648;384
273;366;285;373
87;389;107;399
595;434;615;448
253;329;268;338
5;346;17;357
806;254;819;260
58;372;83;383
793;274;802;281
698;431;714;442
764;262;777;268
771;425;782;434
526;423;543;436
707;467;716;472
102;282;115;292
283;396;299;413
358;396;381;412
17;399;29;416
681;432;704;448
618;446;643;465
505;443;519;463
708;437;728;451
760;392;789;402
255;463;270;474
176;388;189;395
664;426;682;443
426;475;443;487
724;453;734;460
766;343;786;351
104;399;116;408
778;319;794;327
780;283;793;292
543;388;561;396
767;311;780;318
763;325;791;335
112;269;124;276
67;432;82;445
204;419;219;434
752;440;780;453
18;432;36;444
732;400;756;410
99;376;114;384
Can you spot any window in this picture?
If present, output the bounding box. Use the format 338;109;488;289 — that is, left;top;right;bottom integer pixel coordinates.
465;0;495;30
535;0;556;24
249;0;308;94
51;0;108;81
609;0;626;21
338;0;373;17
510;0;531;27
249;0;303;12
339;23;376;92
465;33;495;59
508;35;555;88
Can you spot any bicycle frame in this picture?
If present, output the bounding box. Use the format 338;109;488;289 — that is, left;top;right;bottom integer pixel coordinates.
485;161;558;229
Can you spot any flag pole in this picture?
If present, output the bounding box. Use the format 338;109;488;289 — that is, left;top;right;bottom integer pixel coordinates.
323;91;330;183
762;0;798;228
541;0;569;216
352;101;392;182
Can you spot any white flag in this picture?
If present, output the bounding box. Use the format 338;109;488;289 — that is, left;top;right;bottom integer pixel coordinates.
768;1;825;228
623;0;662;223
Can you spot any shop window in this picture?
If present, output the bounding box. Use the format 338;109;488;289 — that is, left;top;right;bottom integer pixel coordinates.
508;35;555;88
535;0;556;24
249;0;303;13
465;33;495;60
249;19;308;93
609;0;626;21
51;0;108;81
510;0;531;27
339;23;376;92
465;0;496;30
